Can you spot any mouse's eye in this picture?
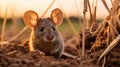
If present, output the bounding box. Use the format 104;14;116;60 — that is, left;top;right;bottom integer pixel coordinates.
39;27;44;32
52;26;56;31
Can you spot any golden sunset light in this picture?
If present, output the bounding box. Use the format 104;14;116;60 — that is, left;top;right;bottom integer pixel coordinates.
0;0;119;66
0;0;112;19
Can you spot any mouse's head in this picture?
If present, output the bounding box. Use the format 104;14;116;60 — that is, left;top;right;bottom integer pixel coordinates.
23;8;63;42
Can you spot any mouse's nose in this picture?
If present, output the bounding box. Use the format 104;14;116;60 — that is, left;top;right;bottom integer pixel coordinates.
46;35;54;41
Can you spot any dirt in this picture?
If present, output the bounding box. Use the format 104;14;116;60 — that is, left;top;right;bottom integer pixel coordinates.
0;43;97;67
0;30;120;67
79;29;120;67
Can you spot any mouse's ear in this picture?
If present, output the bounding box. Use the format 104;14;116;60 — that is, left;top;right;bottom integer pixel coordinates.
51;8;63;26
23;10;38;28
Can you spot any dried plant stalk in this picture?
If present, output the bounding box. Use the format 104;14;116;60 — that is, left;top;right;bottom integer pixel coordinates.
57;0;77;35
93;0;97;23
8;26;28;42
82;0;88;58
89;0;98;33
88;0;93;23
110;0;114;6
98;35;120;61
101;0;111;13
110;0;119;15
1;7;8;42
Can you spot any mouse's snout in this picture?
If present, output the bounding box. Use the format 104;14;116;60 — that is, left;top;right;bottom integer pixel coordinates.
45;34;55;41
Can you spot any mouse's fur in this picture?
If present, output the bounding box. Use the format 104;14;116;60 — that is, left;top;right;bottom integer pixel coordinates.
33;18;64;58
23;8;75;59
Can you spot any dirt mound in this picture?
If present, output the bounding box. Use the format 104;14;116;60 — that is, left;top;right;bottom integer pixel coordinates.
0;34;119;67
0;35;99;67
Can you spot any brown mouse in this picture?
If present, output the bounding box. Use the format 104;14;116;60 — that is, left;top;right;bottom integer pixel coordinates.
23;8;76;59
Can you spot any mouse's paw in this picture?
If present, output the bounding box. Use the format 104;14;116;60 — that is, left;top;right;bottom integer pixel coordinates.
38;50;45;56
31;50;45;56
50;49;58;55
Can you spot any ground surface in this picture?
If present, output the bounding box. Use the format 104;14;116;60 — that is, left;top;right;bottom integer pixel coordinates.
0;30;120;67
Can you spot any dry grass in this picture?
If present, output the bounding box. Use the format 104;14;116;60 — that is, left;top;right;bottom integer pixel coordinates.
1;7;7;42
0;0;119;67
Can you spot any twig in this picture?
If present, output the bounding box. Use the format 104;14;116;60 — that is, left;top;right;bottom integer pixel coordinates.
82;0;88;58
101;0;111;13
88;0;93;23
7;26;28;42
116;11;120;26
57;0;77;35
6;51;17;55
110;0;114;6
1;7;8;42
89;0;98;33
0;41;11;44
93;0;98;23
107;26;110;46
108;20;119;35
102;56;106;67
110;0;119;16
98;35;120;61
92;17;109;35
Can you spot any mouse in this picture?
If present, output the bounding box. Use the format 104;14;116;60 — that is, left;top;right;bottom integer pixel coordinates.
23;8;76;59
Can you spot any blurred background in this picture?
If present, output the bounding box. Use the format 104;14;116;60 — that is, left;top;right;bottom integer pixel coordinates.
0;0;112;36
